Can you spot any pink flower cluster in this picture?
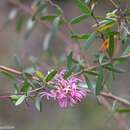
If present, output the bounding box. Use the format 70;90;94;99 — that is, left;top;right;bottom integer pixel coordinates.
40;70;87;108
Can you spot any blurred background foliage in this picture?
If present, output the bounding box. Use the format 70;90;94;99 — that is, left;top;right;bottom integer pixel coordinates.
0;0;130;130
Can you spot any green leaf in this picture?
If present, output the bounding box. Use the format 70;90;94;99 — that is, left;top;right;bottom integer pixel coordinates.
32;4;46;20
15;95;26;106
71;34;90;40
23;67;36;75
21;80;30;93
122;46;130;56
67;51;73;70
0;71;15;79
75;0;91;15
112;100;118;113
79;83;89;89
96;23;115;32
125;4;130;13
108;34;114;57
35;96;42;112
84;70;98;76
45;69;57;82
16;15;27;32
99;53;104;64
96;68;104;95
106;71;114;89
52;16;60;34
104;66;126;73
14;83;20;94
14;55;22;69
64;52;76;79
64;67;74;79
85;32;97;49
10;95;21;102
84;74;93;89
41;15;57;22
116;108;130;113
84;0;90;3
55;4;64;15
70;14;90;24
114;55;130;61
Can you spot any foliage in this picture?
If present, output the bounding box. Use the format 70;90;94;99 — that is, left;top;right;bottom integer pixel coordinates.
0;0;130;123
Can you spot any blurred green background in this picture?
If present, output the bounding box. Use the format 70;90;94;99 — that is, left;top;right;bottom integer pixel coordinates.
0;0;130;130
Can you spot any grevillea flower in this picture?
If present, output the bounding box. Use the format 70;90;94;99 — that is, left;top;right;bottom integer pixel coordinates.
40;70;87;108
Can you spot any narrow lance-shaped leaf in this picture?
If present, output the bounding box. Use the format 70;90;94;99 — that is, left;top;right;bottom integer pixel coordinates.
14;83;20;94
67;51;73;70
122;45;130;56
16;15;27;32
99;53;104;64
32;4;46;20
0;71;15;79
64;67;75;79
111;100;118;113
23;67;36;76
14;55;22;69
85;32;97;49
71;34;90;40
108;34;114;57
15;95;26;106
84;74;93;89
84;70;98;76
96;23;115;32
70;14;90;24
35;96;42;112
75;0;91;15
41;15;57;22
21;79;30;93
64;52;75;79
104;66;126;73
96;67;104;95
52;16;60;34
84;0;90;4
45;69;57;82
55;4;64;15
116;108;130;113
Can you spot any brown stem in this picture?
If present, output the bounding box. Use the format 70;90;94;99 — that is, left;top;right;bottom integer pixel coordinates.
0;65;21;75
100;91;130;106
72;58;114;77
0;95;11;100
0;65;38;80
0;65;130;106
99;96;130;130
109;0;119;8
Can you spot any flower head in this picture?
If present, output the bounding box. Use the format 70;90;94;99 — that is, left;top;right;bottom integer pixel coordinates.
40;70;87;108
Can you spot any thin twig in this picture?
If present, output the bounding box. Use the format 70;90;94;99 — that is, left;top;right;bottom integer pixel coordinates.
72;59;114;77
109;0;119;8
91;12;105;41
90;3;105;41
0;65;38;80
99;97;130;130
0;65;130;106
